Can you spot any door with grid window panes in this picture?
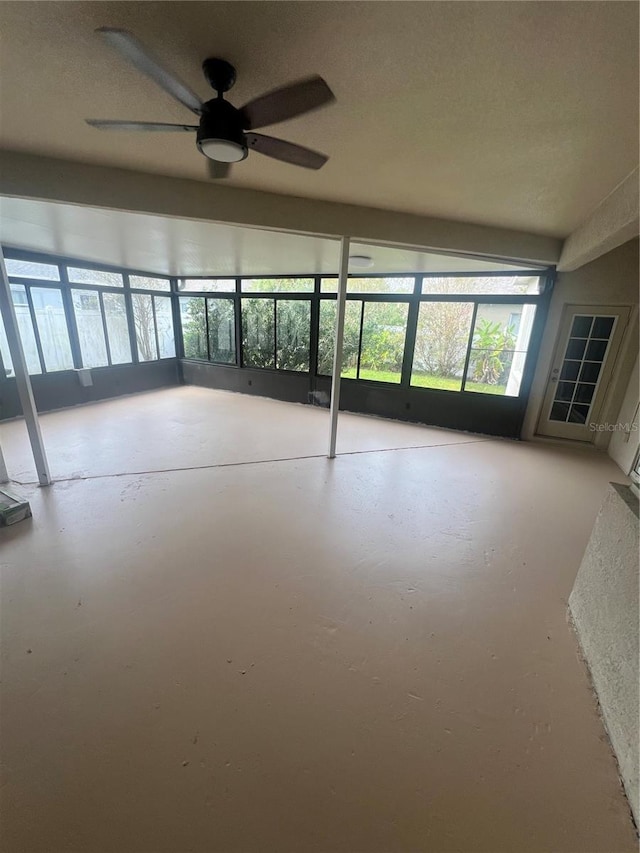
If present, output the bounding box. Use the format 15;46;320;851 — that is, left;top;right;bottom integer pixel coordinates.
538;305;630;440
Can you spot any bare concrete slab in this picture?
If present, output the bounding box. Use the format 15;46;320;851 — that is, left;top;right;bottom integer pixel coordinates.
0;389;636;852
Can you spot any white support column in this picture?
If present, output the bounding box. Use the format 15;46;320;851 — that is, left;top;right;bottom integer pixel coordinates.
0;249;51;486
0;439;8;484
328;236;350;459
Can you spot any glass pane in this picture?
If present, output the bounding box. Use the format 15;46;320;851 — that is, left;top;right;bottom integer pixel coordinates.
591;317;615;339
465;303;536;396
179;279;236;293
0;312;14;377
321;277;414;294
574;383;596;404
560;361;580;381
31;287;73;371
5;258;60;281
276;300;310;371
103;293;132;364
10;285;42;374
132;293;158;362
411;301;473;391
550;402;570;422
129;275;171;292
569;404;590;424
317;300;362;376
241;298;275;368
358;302;408;383
422;275;540;295
585;339;608;361
579;362;601;383
180;297;207;359
571;316;593;338
242;278;314;293
154;296;176;358
207;299;235;364
554;381;575;403
71;289;108;368
67;267;123;287
566;338;587;360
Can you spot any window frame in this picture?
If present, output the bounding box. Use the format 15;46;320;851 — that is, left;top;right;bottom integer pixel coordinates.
2;249;553;405
2;249;178;372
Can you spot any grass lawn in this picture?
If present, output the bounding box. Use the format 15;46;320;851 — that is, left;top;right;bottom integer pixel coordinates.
341;367;506;395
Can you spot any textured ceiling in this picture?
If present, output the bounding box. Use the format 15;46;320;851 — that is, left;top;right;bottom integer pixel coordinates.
0;197;533;276
0;1;638;238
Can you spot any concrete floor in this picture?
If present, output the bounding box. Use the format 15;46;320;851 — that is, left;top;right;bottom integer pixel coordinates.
0;388;636;853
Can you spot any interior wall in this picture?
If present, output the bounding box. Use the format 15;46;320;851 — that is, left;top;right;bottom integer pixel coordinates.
0;151;562;266
608;354;639;474
522;238;639;445
569;483;640;825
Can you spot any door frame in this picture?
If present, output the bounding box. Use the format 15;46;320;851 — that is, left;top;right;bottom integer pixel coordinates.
536;303;631;442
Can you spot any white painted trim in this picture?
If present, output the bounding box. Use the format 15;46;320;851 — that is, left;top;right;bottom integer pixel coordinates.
0;248;51;486
328;236;350;459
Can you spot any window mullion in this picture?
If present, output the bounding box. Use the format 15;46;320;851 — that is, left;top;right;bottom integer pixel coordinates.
460;303;479;392
97;291;113;366
24;285;47;373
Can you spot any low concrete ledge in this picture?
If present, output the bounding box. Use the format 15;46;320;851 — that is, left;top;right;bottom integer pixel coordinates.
569;482;639;825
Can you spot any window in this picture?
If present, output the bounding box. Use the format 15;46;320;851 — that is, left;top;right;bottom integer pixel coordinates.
549;314;616;424
317;300;364;377
31;287;74;371
154;296;176;358
180;297;207;360
242;298;275;368
276;300;310;371
67;267;123;287
207;299;236;364
129;275;171;292
463;303;537;396
321;277;414;294
10;286;42;374
72;289;109;368
132;294;158;361
5;258;60;281
421;275;541;295
411;302;474;391
103;293;132;364
358;302;409;383
242;278;314;293
178;279;236;293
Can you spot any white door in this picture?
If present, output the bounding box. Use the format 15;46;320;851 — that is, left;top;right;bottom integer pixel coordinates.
537;304;631;441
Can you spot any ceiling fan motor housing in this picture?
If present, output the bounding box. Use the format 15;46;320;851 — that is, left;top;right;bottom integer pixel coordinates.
196;98;248;162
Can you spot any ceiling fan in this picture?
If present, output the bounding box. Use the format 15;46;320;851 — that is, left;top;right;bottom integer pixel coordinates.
86;28;335;179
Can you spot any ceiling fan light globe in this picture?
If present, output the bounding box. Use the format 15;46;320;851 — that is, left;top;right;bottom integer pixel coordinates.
198;138;247;163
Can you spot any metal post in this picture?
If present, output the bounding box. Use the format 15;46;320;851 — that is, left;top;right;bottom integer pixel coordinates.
0;250;52;485
0;440;8;484
328;236;350;458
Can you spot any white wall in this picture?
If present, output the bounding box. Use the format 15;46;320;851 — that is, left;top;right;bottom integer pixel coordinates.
569;484;639;825
523;238;639;447
608;355;639;474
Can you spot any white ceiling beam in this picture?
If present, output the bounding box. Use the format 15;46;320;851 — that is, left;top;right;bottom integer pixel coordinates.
558;167;639;271
0;151;561;266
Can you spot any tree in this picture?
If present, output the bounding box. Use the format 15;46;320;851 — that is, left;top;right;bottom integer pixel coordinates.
131;293;156;361
413;302;472;378
470;320;516;385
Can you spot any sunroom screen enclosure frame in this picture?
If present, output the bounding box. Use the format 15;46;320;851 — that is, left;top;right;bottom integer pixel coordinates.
0;247;554;438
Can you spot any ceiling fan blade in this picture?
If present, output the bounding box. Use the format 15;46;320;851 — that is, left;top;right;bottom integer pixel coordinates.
207;159;231;179
97;27;203;115
239;76;335;130
86;119;198;132
245;133;328;170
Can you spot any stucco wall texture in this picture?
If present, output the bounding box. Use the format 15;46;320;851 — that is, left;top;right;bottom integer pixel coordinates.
570;483;640;825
